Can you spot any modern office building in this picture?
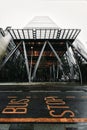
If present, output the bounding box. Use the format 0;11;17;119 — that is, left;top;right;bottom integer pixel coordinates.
0;16;87;83
0;16;87;130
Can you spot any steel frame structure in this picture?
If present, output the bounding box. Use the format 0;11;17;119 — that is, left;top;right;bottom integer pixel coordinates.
0;27;83;83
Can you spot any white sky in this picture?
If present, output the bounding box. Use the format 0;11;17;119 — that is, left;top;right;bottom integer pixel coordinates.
0;0;87;46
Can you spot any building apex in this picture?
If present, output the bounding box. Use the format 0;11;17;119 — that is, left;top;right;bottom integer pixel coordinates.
25;16;59;29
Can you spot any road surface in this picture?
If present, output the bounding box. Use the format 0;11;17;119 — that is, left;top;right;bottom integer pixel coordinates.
0;84;87;123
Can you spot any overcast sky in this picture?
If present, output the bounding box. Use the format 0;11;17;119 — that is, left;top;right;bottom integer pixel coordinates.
0;0;87;45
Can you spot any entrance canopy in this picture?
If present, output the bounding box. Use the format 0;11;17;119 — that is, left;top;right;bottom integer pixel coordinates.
7;28;80;41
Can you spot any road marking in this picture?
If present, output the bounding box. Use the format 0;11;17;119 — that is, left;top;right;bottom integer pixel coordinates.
26;96;31;98
66;96;76;99
8;96;17;98
81;96;87;99
0;91;22;92
66;91;84;93
30;91;61;92
0;118;87;123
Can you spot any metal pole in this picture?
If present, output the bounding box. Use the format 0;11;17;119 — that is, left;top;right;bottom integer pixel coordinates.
0;42;22;70
57;63;59;79
32;41;47;80
23;41;30;82
66;42;74;80
53;64;55;81
47;41;66;79
50;66;52;81
29;47;33;81
70;45;82;85
48;41;62;65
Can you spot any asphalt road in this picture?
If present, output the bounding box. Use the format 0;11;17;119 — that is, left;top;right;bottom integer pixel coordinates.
0;84;87;123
